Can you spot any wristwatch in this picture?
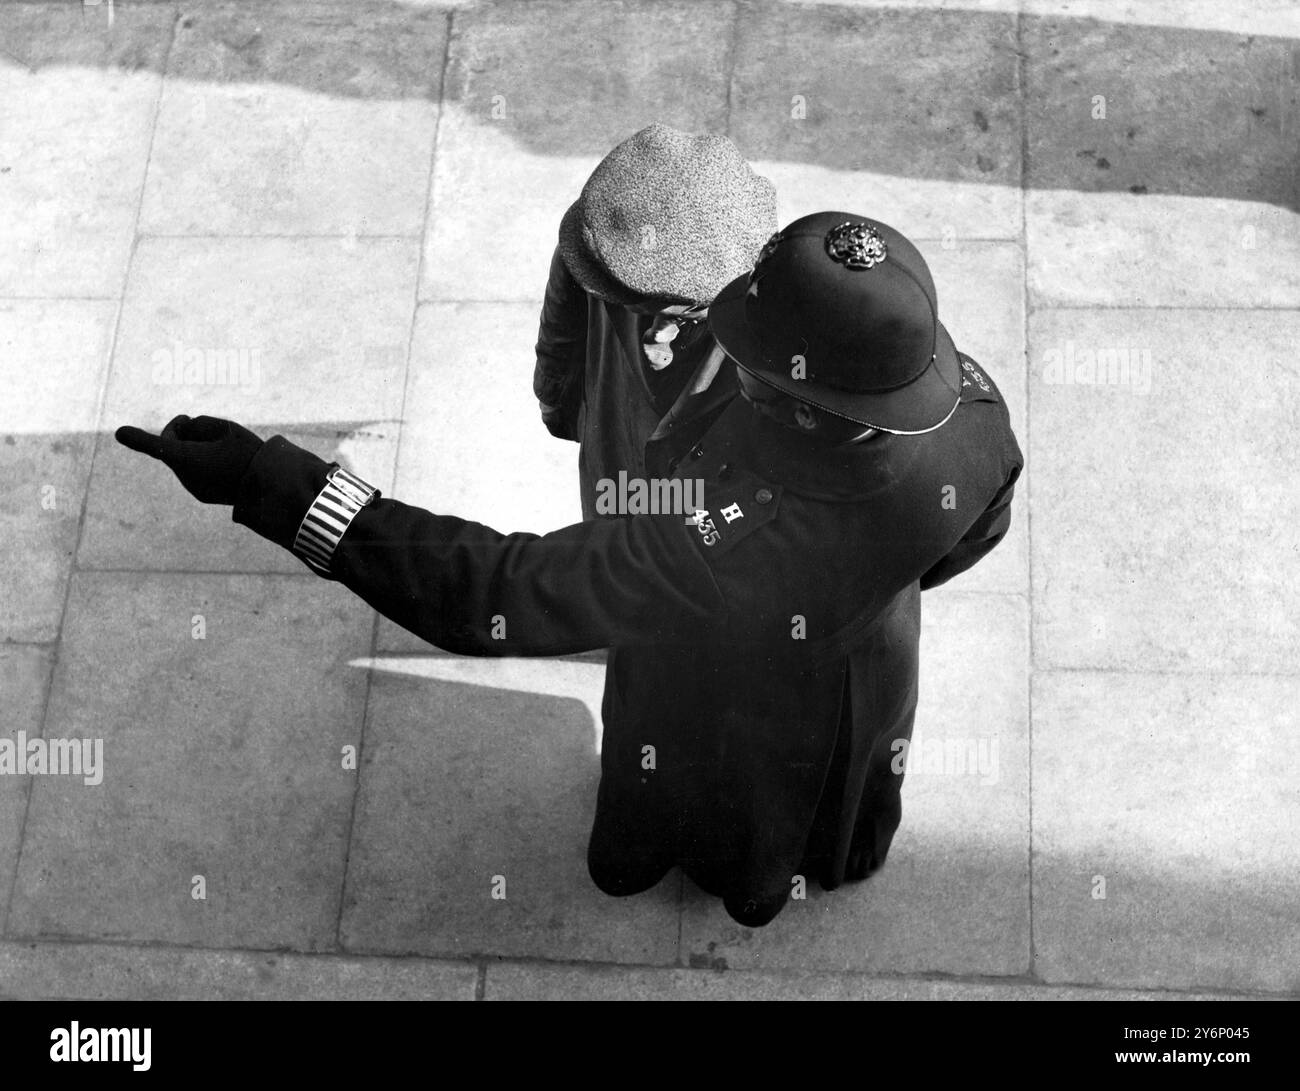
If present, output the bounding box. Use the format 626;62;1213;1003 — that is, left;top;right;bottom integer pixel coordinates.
292;463;380;574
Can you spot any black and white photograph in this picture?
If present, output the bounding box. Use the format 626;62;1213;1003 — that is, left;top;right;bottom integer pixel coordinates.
0;0;1295;1036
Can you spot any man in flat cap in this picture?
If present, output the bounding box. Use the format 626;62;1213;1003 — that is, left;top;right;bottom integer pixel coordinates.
117;212;1022;928
535;122;777;518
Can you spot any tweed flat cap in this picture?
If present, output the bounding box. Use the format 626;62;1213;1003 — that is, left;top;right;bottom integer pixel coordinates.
558;123;777;307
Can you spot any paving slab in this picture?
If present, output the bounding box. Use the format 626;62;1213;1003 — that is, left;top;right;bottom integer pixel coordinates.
680;591;1029;975
1018;0;1300;38
0;2;170;298
423;0;733;302
734;3;1023;240
1023;13;1298;209
0;300;116;641
1023;16;1300;307
375;300;581;652
143;1;445;236
924;241;1028;596
1030;308;1300;674
0;645;54;934
80;236;415;572
1033;670;1300;995
8;571;372;951
0;939;477;1000
484;961;1249;1002
395;302;581;534
340;655;680;965
1027;194;1300;310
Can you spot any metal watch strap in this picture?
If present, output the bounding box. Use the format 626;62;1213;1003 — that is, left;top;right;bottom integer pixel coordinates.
292;464;379;573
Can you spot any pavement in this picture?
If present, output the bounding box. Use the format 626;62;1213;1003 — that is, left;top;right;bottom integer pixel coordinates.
0;0;1297;1001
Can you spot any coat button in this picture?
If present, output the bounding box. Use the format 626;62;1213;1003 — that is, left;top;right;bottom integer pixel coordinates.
755;487;773;504
690;447;704;459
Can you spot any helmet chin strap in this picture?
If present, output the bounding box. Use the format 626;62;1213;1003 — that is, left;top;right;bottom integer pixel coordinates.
742;382;880;446
838;425;881;446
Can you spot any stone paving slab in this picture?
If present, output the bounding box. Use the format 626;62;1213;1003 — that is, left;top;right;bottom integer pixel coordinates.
735;3;1023;241
1032;670;1300;996
376;299;584;653
923;241;1028;596
484;961;1251;1002
1026;194;1299;311
422;0;733;302
0;299;116;641
395;302;582;535
80;236;415;572
0;2;171;298
680;591;1029;976
0;939;477;1000
1029;308;1300;675
143;0;446;236
0;939;1259;1001
1023;15;1300;308
0;645;54;934
8;571;372;951
1024;15;1297;210
340;655;680;965
1018;0;1300;39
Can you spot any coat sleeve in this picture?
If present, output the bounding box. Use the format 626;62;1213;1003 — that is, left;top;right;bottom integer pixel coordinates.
231;436;727;656
533;246;590;441
918;462;1021;591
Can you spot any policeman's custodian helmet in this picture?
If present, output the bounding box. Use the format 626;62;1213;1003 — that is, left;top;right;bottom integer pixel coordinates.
709;211;964;435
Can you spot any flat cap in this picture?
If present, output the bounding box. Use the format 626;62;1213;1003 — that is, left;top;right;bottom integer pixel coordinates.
559;123;777;307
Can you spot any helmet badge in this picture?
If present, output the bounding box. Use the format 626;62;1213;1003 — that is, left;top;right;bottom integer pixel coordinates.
756;230;784;267
747;230;786;298
825;222;888;270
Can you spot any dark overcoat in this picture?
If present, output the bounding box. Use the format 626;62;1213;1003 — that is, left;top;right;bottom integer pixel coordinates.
233;252;1022;926
526;246;1022;921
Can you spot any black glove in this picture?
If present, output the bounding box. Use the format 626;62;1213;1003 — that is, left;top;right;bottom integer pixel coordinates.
115;415;265;506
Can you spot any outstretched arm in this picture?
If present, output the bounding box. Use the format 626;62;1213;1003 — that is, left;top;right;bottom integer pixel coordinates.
117;417;726;658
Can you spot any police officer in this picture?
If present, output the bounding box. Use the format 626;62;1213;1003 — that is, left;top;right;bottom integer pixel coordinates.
117;212;1023;928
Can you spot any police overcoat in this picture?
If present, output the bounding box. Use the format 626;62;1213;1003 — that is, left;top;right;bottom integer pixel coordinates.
526;243;1024;921
233;330;1022;924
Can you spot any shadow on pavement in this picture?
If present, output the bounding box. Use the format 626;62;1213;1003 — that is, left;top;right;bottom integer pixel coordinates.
0;0;1294;209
